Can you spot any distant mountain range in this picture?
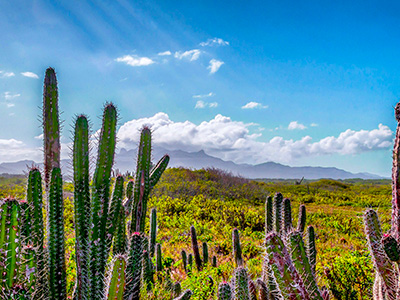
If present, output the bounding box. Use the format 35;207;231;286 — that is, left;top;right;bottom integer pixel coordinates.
0;147;385;180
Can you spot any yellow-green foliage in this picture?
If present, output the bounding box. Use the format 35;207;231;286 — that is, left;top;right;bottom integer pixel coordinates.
0;168;390;299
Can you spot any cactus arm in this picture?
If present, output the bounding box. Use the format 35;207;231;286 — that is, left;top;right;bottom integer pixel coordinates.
149;154;169;191
217;282;232;300
212;255;217;267
232;228;243;267
123;180;134;218
288;231;323;300
282;198;293;232
202;242;209;265
106;175;124;252
142;250;154;292
364;209;397;300
273;193;283;233
306;226;317;275
190;225;202;271
105;255;126;300
149;208;157;257
124;232;144;300
265;196;273;234
131;127;151;233
156;243;163;272
113;203;127;255
0;199;7;280
43;67;60;189
181;250;188;272
73;115;90;300
248;279;257;300
88;103;117;299
5;199;20;288
265;232;310;300
48;168;67;299
297;204;306;234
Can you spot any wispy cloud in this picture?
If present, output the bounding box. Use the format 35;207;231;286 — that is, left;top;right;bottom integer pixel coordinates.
288;121;307;130
193;92;215;99
158;51;172;56
117;113;393;165
200;38;229;47
195;100;218;109
208;59;224;74
310;123;318;127
241;102;268;109
21;71;39;79
115;55;155;67
174;49;201;61
4;92;20;100
0;71;15;78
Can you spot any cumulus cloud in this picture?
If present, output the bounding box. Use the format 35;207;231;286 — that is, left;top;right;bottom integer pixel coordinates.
241;102;268;109
21;72;39;79
158;51;172;56
288;121;307;130
193;92;215;98
115;55;155;67
0;139;41;162
208;59;224;74
174;49;201;61
117;113;393;165
4;92;20;100
200;38;229;47
0;71;15;78
195;101;218;109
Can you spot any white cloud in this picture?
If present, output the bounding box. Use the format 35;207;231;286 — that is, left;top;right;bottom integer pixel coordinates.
310;123;318;127
4;92;20;100
158;51;172;56
208;59;224;74
115;55;155;67
0;139;41;162
241;102;268;109
117;113;393;165
0;71;15;78
200;38;230;47
193;92;215;99
195;101;218;109
21;72;39;79
174;49;201;61
6;103;15;108
288;121;307;130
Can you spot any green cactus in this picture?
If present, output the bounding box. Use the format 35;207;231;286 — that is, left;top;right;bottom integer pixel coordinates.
143;250;154;292
297;204;306;233
105;255;126;300
212;255;217;268
181;250;188;272
233;267;250;300
282;198;292;232
172;282;182;298
202;242;209;265
265;196;273;234
124;232;144;300
248;279;257;300
306;225;317;275
43;67;60;189
232;228;243;268
255;279;269;300
273;192;283;233
149;208;157;257
190;225;202;271
113;203;127;255
156;243;163;272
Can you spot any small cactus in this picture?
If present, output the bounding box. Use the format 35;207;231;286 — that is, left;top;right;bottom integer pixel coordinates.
232;228;243;267
190;225;202;271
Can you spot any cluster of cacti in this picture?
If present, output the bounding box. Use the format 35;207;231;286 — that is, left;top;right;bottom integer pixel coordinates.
215;193;329;300
364;102;400;300
0;67;177;300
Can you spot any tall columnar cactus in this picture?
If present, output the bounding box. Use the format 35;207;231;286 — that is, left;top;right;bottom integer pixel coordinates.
232;228;243;267
218;282;232;300
43;67;60;189
190;225;202;271
87;103;117;299
156;243;163;272
297;204;306;233
124;232;144;300
248;279;257;300
149;208;157;257
202;242;209;265
256;279;269;300
47;167;66;300
143;250;154;292
265;196;273;234
273;192;283;233
282;198;293;232
104;255;127;300
181;250;188;272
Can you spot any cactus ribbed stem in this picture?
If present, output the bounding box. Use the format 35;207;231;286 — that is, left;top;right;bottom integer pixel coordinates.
188;254;193;272
181;250;188;272
124;232;144;300
156;243;163;272
149;208;157;257
265;196;273;234
212;255;217;268
248;279;257;300
256;279;269;300
43;67;60;189
105;255;126;300
48;167;66;299
113;203;127;255
149;154;170;190
282;198;292;232
23;245;36;294
218;282;232;300
306;226;317;275
143;250;154;292
73;115;90;300
297;204;306;233
273;193;283;233
202;242;209;265
382;234;400;262
288;231;322;300
190;225;202;271
265;232;309;300
232;228;243;268
106;175;124;252
392;102;400;241
88;103;117;299
233;267;250;300
4;199;20;289
123;180;134;217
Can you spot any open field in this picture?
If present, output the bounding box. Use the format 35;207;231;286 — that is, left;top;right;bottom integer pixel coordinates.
0;168;391;299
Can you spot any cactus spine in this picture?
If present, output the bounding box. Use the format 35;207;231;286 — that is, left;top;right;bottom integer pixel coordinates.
105;255;126;300
124;232;144;300
218;282;232;300
233;267;250;300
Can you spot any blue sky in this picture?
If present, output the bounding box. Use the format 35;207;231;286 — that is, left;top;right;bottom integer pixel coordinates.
0;0;399;176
